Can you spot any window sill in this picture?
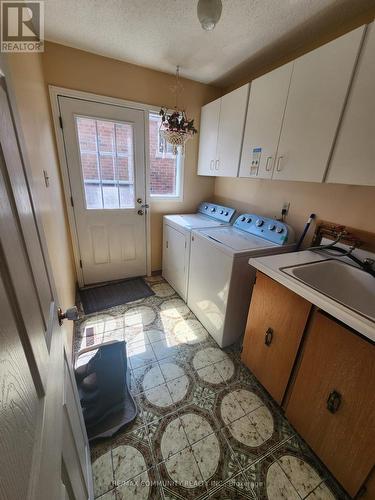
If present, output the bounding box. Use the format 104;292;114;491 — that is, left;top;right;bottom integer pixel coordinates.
150;194;183;202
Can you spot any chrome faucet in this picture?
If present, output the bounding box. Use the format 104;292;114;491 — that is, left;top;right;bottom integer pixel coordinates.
308;233;375;278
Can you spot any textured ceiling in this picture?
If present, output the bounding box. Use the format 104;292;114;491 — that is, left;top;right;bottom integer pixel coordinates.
44;0;373;86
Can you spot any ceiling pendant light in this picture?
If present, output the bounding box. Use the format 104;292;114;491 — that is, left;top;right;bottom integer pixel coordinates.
197;0;223;31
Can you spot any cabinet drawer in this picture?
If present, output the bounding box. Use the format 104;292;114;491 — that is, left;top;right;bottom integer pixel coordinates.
286;311;375;497
241;272;311;404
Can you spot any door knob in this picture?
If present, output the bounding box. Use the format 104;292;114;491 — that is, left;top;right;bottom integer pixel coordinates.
137;198;142;204
58;306;79;326
137;209;144;216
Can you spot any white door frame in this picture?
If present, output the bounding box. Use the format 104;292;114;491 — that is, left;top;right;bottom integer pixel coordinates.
50;86;154;287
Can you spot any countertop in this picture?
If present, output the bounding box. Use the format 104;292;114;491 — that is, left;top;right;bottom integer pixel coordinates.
249;250;375;343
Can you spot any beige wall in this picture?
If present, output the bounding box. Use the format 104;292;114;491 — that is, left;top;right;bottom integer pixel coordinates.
214;178;375;245
41;42;221;271
4;52;76;351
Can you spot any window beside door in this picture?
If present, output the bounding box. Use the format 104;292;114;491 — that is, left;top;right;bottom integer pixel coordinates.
149;112;183;199
76;116;136;209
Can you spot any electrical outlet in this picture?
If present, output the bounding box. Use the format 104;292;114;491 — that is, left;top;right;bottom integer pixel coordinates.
282;202;290;216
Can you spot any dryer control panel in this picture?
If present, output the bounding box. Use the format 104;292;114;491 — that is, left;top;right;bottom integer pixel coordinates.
233;214;294;245
198;202;236;223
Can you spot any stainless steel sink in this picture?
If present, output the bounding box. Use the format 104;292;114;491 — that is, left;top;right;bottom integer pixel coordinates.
281;259;375;321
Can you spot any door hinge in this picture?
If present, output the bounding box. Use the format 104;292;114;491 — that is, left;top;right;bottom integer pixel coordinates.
166;241;168;249
79;259;83;268
70;195;74;207
59;115;63;129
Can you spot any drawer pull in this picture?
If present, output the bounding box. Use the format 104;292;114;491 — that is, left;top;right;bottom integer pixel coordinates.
264;327;273;346
327;390;342;414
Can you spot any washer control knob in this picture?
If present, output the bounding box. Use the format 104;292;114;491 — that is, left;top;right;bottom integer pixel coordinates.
211;207;216;212
276;226;284;234
241;216;246;222
204;205;208;209
246;217;252;223
220;209;224;215
268;224;276;231
224;211;229;216
256;219;264;227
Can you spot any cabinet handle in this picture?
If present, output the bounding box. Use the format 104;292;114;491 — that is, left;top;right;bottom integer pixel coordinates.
276;156;284;172
264;327;273;346
215;159;219;170
326;390;342;414
210;159;214;170
265;156;273;172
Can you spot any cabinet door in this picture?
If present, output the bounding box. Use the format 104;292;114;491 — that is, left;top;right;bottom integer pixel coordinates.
162;224;187;299
239;63;293;179
286;311;375;497
326;23;375;186
216;84;249;177
273;26;364;182
241;272;311;404
197;97;221;176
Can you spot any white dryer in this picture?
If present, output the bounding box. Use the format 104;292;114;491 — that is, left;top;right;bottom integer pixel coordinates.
162;202;236;300
187;214;295;347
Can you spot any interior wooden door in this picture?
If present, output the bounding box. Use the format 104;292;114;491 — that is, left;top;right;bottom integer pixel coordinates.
241;272;311;404
286;311;375;497
0;78;92;499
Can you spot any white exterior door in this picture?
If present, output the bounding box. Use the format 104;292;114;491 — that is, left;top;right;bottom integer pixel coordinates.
0;79;92;499
59;97;147;285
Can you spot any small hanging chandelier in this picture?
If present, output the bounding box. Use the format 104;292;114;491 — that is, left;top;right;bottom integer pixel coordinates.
159;66;197;155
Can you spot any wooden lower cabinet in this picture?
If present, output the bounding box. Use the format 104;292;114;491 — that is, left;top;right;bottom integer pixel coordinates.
241;272;311;404
286;311;375;497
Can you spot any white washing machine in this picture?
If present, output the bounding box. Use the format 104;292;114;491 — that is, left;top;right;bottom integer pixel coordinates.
162;202;236;300
187;213;295;347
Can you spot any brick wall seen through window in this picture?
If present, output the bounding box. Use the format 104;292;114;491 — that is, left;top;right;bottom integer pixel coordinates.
149;113;182;197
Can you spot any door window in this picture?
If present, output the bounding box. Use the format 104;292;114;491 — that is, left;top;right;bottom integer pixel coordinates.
75;116;135;209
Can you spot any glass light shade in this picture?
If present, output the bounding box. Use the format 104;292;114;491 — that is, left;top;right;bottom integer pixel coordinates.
197;0;223;31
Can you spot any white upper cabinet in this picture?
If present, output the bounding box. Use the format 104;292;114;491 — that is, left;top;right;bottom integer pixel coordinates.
197;84;249;177
239;63;293;179
197;98;221;176
326;23;375;186
216;84;250;177
273;26;365;182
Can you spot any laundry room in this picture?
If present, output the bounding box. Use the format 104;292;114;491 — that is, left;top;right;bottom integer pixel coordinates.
0;1;374;499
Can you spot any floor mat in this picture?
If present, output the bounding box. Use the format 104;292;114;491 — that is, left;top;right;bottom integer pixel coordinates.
79;278;154;314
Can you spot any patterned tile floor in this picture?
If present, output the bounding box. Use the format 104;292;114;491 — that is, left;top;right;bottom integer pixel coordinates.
74;276;349;500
